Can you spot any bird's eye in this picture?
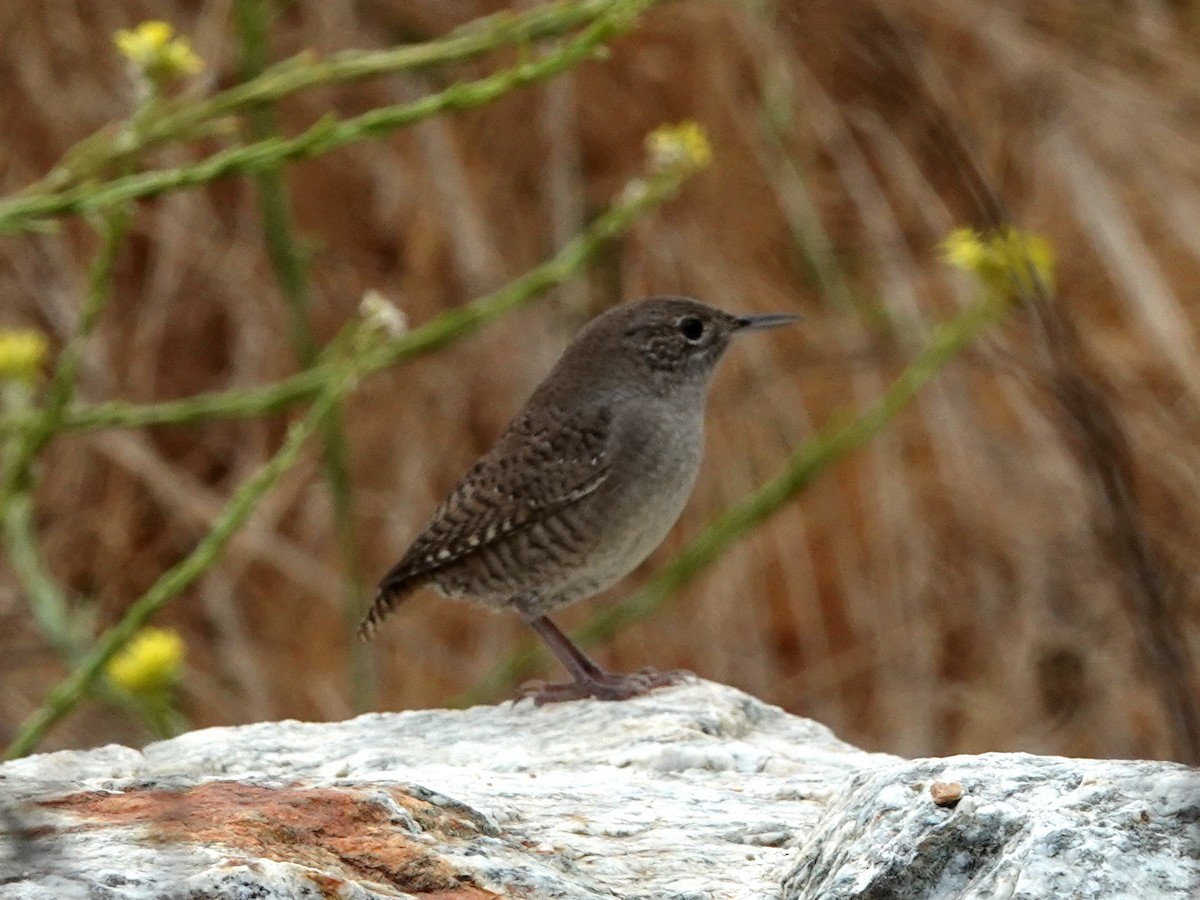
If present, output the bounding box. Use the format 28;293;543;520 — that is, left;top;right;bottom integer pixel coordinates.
678;316;705;342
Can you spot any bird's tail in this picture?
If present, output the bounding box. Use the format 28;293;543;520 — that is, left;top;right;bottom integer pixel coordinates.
356;577;416;641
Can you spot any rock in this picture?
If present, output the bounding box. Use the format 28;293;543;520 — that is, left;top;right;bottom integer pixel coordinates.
1;679;1196;899
785;753;1200;899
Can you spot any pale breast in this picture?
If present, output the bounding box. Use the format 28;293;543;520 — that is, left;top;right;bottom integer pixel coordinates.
525;400;705;612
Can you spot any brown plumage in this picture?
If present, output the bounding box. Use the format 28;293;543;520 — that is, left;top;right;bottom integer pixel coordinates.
360;296;798;703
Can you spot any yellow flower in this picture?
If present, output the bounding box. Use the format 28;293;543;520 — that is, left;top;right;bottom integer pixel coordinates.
940;227;988;272
106;627;185;697
0;330;49;382
114;21;172;63
114;21;203;84
941;226;1055;296
646;121;713;173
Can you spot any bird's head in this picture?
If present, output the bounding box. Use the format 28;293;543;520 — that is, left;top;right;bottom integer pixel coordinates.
552;296;799;402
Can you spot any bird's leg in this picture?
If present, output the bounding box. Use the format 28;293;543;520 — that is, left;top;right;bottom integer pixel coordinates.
518;614;688;705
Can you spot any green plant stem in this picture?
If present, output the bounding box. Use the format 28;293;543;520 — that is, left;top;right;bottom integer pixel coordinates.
0;163;691;440
235;0;317;365
0;367;331;437
234;0;374;710
0;1;655;235
0;209;130;667
1;492;82;656
1;141;196;740
456;292;1015;705
3;379;348;760
27;0;657;200
1;477;171;722
0;209;130;497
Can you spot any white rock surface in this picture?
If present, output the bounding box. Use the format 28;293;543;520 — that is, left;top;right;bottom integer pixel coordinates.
0;679;1196;899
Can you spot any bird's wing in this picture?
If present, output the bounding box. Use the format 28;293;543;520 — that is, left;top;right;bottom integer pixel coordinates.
360;403;613;636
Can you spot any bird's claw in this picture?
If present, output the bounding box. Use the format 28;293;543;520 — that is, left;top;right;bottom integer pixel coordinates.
516;667;692;705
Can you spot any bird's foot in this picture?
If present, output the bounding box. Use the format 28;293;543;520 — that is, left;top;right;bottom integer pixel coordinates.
516;667;692;705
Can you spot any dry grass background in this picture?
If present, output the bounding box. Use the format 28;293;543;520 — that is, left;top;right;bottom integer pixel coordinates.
1;0;1199;762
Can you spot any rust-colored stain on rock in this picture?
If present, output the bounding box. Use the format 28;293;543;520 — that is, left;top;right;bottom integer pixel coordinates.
39;782;501;898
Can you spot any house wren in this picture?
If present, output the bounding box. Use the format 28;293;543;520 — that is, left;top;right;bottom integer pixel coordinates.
359;296;798;704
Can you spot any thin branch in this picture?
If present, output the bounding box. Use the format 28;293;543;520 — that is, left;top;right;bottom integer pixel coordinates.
0;1;655;234
1;210;130;496
26;0;661;198
1;493;88;657
0;209;131;662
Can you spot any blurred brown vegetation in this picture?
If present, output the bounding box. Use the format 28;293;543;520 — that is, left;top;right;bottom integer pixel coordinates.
2;0;1199;762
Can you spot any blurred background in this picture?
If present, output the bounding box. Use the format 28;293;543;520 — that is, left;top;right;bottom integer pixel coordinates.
2;0;1199;763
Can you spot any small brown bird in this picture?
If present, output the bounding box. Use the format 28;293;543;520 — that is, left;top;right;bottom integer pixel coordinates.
359;296;798;703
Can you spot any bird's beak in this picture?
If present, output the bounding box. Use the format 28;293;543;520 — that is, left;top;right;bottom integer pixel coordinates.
733;312;802;332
